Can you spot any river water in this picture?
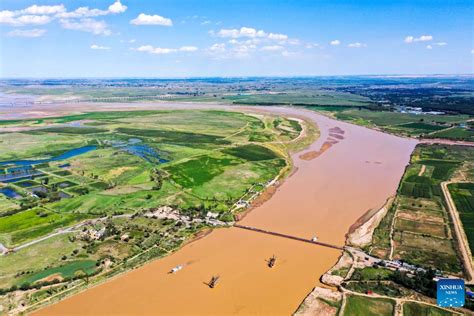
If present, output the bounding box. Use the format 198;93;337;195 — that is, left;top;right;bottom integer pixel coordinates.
34;106;417;315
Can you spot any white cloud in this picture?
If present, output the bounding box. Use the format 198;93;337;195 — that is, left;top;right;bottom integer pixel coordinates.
347;42;367;48
0;11;51;26
404;35;433;43
130;13;172;26
208;43;226;54
471;49;474;54
287;38;301;45
1;1;126;27
0;11;15;24
134;45;198;54
108;1;127;14
418;35;433;42
305;43;319;49
261;45;284;51
179;46;198;52
60;18;111;35
7;28;46;37
216;26;293;49
426;42;447;50
330;39;340;46
281;50;299;57
207;41;256;59
218;27;266;38
404;36;414;43
0;4;64;25
57;7;108;18
268;33;288;41
91;44;110;50
23;4;65;15
16;15;51;25
201;20;211;25
57;1;127;18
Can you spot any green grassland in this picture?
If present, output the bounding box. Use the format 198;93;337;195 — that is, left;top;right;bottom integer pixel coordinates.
371;144;474;274
343;295;395;316
1;85;372;107
0;234;87;289
0;109;309;295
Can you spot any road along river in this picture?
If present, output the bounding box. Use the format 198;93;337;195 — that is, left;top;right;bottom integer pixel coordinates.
34;105;417;315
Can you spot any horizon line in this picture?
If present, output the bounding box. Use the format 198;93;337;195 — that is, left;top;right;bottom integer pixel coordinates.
1;74;473;80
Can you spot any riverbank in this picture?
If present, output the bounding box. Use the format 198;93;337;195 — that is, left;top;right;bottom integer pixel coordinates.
17;102;417;315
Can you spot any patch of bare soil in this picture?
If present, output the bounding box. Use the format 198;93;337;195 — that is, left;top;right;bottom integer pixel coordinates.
38;274;64;283
321;251;353;287
295;287;341;316
347;197;394;247
397;209;444;224
418;164;426;176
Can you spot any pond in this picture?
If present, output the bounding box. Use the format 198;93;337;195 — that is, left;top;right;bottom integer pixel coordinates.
110;139;168;164
15;180;37;187
0;171;43;183
0;145;97;167
122;145;168;164
0;187;21;199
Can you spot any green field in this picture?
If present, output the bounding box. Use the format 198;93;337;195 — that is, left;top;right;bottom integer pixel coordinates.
449;182;474;254
403;301;456;316
428;127;474;142
315;107;472;140
224;91;371;106
371;144;474;273
223;144;280;161
343;295;395;316
19;260;98;285
0;109;307;296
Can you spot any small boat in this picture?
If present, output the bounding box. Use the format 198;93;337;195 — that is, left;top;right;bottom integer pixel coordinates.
268;255;277;268
208;275;220;288
169;265;184;274
311;236;318;242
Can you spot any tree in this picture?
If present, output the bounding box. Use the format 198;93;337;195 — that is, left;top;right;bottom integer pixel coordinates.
150;168;165;190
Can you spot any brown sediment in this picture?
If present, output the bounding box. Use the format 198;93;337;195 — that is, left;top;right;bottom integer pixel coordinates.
329;126;345;134
299;141;334;160
32;104;417;316
329;133;345;140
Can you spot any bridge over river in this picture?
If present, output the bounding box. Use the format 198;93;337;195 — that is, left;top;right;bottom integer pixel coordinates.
234;224;344;250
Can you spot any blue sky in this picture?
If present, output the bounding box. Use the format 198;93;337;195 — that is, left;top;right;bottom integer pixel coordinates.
0;0;472;77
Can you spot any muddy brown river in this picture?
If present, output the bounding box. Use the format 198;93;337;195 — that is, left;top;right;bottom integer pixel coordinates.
33;105;417;315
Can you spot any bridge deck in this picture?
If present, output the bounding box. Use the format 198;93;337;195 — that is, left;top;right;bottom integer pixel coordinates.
233;224;344;251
